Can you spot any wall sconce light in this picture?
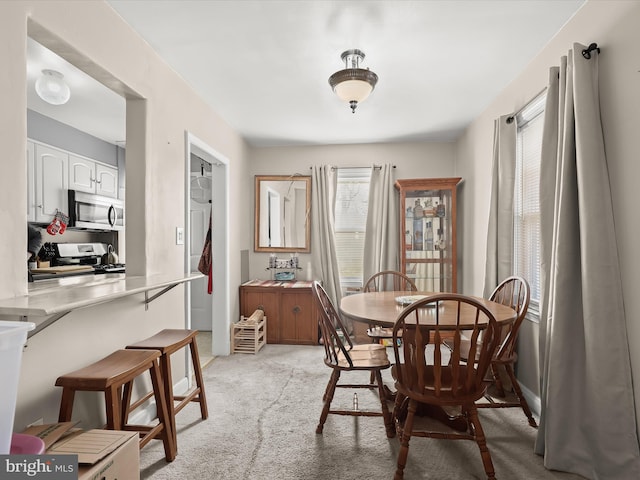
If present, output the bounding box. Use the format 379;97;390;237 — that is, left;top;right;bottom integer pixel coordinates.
329;49;378;113
35;69;71;105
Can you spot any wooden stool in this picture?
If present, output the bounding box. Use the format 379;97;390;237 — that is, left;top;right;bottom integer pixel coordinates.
55;349;175;462
125;329;208;450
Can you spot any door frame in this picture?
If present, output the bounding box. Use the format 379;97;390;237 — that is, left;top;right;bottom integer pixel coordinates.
184;131;230;356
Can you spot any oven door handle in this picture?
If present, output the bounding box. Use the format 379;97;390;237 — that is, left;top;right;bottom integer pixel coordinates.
108;205;117;227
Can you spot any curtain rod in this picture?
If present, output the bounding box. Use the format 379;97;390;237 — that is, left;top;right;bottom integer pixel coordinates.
506;87;547;124
309;165;396;170
506;42;599;124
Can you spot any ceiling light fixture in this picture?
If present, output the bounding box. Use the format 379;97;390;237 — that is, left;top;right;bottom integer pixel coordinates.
329;49;378;113
35;69;71;105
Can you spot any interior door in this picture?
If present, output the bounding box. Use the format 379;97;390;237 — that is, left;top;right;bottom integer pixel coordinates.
190;172;212;330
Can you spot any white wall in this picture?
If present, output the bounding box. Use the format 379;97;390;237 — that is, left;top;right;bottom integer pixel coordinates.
1;1;249;430
248;142;456;281
455;0;640;431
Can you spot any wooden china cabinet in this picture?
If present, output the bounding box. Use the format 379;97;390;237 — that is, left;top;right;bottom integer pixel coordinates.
395;178;462;293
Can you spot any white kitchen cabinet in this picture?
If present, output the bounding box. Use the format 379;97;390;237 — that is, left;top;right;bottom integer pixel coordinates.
96;163;118;197
68;155;94;194
34;143;68;223
69;154;118;198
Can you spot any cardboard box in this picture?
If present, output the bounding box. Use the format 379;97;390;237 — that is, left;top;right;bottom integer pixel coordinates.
75;431;139;480
21;421;80;450
23;425;139;480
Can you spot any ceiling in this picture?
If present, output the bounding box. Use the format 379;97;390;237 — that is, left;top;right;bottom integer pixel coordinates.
27;1;586;148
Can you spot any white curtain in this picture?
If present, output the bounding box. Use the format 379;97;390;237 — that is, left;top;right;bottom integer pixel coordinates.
535;43;640;479
483;115;516;297
310;165;342;309
363;164;398;282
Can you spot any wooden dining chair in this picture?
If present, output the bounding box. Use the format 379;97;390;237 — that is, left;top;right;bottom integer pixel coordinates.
364;270;418;293
363;270;417;342
311;281;395;438
479;276;536;427
443;276;536;426
391;293;500;480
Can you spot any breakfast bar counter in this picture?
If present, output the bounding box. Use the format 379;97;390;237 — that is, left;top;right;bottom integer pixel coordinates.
0;273;203;336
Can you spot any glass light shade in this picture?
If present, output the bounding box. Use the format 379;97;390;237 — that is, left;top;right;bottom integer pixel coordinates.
329;50;378;113
35;70;71;105
333;79;374;103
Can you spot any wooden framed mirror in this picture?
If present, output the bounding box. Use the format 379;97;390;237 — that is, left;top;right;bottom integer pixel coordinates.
254;175;311;253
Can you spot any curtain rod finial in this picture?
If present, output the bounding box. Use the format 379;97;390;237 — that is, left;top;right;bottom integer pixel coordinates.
582;43;600;59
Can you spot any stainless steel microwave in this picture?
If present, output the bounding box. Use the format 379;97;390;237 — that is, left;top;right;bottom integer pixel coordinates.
68;190;124;231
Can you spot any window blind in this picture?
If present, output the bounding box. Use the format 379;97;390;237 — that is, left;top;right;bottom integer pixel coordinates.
514;93;546;311
335;168;371;286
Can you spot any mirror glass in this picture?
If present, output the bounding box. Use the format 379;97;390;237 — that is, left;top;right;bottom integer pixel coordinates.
255;175;311;252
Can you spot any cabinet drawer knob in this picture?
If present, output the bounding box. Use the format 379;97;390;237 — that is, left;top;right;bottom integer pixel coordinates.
292;305;301;314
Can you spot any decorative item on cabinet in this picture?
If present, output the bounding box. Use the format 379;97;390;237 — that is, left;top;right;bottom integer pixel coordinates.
239;280;318;345
395;178;462;293
266;253;302;281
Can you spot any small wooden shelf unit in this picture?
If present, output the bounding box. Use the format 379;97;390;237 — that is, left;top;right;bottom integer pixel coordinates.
232;309;266;354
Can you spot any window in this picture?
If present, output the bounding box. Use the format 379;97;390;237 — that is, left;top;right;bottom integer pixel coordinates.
513;93;546;317
334;168;371;289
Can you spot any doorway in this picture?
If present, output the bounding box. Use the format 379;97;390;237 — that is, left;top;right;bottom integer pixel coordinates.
184;132;230;357
189;158;213;330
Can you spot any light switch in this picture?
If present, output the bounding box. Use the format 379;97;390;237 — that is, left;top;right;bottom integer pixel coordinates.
176;227;184;245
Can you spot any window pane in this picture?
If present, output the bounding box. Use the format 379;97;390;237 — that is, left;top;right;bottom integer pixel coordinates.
514;94;545;309
335;168;371;287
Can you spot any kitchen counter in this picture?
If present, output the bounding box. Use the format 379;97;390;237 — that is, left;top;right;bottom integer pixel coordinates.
0;272;204;336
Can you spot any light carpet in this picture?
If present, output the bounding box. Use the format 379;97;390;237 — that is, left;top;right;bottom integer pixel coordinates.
140;344;585;480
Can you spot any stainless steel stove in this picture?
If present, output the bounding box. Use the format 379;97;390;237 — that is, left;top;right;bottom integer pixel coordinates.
30;242;125;281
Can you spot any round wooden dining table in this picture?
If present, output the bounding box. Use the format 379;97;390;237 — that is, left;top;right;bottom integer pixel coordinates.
340;291;518;431
339;290;517;329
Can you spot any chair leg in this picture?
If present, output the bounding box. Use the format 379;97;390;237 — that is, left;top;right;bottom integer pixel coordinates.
158;352;177;452
58;388;76;422
104;386;122;430
467;404;496;480
504;363;537;428
122;380;134;424
392;392;406;432
149;360;176;462
321;369;336;402
490;363;506;397
394;398;417;480
316;369;340;434
189;338;209;420
373;370;395;438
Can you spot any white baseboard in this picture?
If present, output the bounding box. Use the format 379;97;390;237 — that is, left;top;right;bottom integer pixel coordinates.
519;382;541;419
127;376;190;425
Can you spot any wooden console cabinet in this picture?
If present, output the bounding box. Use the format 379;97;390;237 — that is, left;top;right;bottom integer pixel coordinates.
239;280;318;345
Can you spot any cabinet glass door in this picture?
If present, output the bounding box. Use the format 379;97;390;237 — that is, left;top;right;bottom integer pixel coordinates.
396;178;461;293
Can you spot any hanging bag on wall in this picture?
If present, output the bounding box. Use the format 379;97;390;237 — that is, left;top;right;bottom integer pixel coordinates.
198;212;212;276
